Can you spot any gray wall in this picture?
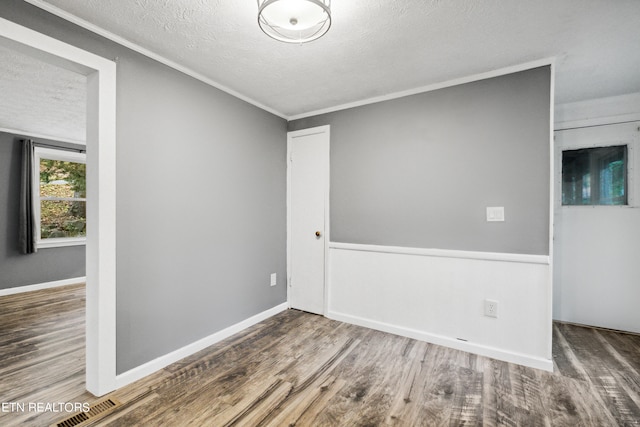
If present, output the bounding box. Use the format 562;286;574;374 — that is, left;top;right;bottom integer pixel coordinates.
289;67;551;255
0;132;86;289
0;1;288;374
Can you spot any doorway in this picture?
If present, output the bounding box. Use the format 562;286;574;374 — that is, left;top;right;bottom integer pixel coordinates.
287;125;330;315
0;17;117;395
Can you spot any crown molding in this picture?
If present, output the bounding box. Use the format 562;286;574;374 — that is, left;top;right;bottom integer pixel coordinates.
289;58;556;121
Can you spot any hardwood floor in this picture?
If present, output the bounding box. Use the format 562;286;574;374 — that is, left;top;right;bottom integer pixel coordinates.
1;285;639;426
0;283;90;426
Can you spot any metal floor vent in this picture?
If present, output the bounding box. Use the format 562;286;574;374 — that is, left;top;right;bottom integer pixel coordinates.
52;398;120;427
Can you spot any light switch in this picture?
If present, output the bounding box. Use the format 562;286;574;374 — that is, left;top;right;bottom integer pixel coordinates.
486;207;505;222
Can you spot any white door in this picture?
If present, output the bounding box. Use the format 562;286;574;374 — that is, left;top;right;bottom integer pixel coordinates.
288;126;330;315
554;121;640;333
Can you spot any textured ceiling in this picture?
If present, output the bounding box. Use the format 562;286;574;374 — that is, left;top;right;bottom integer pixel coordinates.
0;44;86;142
10;0;640;125
30;0;640;118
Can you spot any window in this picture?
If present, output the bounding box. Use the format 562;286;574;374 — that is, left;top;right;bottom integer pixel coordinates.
34;147;86;248
561;145;627;206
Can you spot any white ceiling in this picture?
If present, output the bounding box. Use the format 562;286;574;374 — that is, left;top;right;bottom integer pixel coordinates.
2;0;640;141
0;44;86;142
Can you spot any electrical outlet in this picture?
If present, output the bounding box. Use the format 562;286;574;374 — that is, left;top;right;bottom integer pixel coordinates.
270;273;277;287
484;299;498;318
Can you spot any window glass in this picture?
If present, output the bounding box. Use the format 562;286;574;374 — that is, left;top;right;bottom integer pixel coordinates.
37;155;86;242
562;145;627;206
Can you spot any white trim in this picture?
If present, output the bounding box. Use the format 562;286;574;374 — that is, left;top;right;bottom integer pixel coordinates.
115;303;288;389
0;277;85;297
286;134;292;309
22;0;287;120
289;58;556;120
286;125;331;315
34;146;86;162
86;56;117;397
0;126;85;145
37;238;86;248
328;242;550;265
555;113;640;131
327;310;553;372
554;92;640;131
548;61;556;361
0;16;118;397
323;128;331;316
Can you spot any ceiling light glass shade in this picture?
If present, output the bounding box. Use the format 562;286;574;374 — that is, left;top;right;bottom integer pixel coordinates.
257;0;331;44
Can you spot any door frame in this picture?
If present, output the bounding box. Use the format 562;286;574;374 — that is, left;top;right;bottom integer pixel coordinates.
0;18;117;396
286;125;330;315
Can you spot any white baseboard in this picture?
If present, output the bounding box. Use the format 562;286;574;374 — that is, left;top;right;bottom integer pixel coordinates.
328;310;553;372
0;277;86;296
115;302;289;389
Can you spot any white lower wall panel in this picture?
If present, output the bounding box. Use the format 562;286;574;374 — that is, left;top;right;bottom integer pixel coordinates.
328;245;552;371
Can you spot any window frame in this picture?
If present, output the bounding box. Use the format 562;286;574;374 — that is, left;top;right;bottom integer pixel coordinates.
556;138;637;210
33;146;87;249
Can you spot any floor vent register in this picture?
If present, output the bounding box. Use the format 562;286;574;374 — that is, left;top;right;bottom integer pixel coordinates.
51;398;121;427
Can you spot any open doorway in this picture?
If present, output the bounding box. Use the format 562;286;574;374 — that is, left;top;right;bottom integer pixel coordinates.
0;41;88;287
0;43;88;419
0;17;116;396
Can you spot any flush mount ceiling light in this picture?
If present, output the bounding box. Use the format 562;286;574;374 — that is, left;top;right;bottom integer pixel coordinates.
257;0;331;44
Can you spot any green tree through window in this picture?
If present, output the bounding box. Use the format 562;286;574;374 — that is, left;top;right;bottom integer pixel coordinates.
36;149;87;244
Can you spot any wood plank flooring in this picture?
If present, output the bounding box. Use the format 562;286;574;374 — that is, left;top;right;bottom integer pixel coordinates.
0;283;89;426
1;284;639;426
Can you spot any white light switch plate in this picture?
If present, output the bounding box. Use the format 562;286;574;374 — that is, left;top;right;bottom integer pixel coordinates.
486;207;505;222
270;273;277;287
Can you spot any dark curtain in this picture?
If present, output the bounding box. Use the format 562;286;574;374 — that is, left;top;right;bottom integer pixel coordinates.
19;139;37;254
